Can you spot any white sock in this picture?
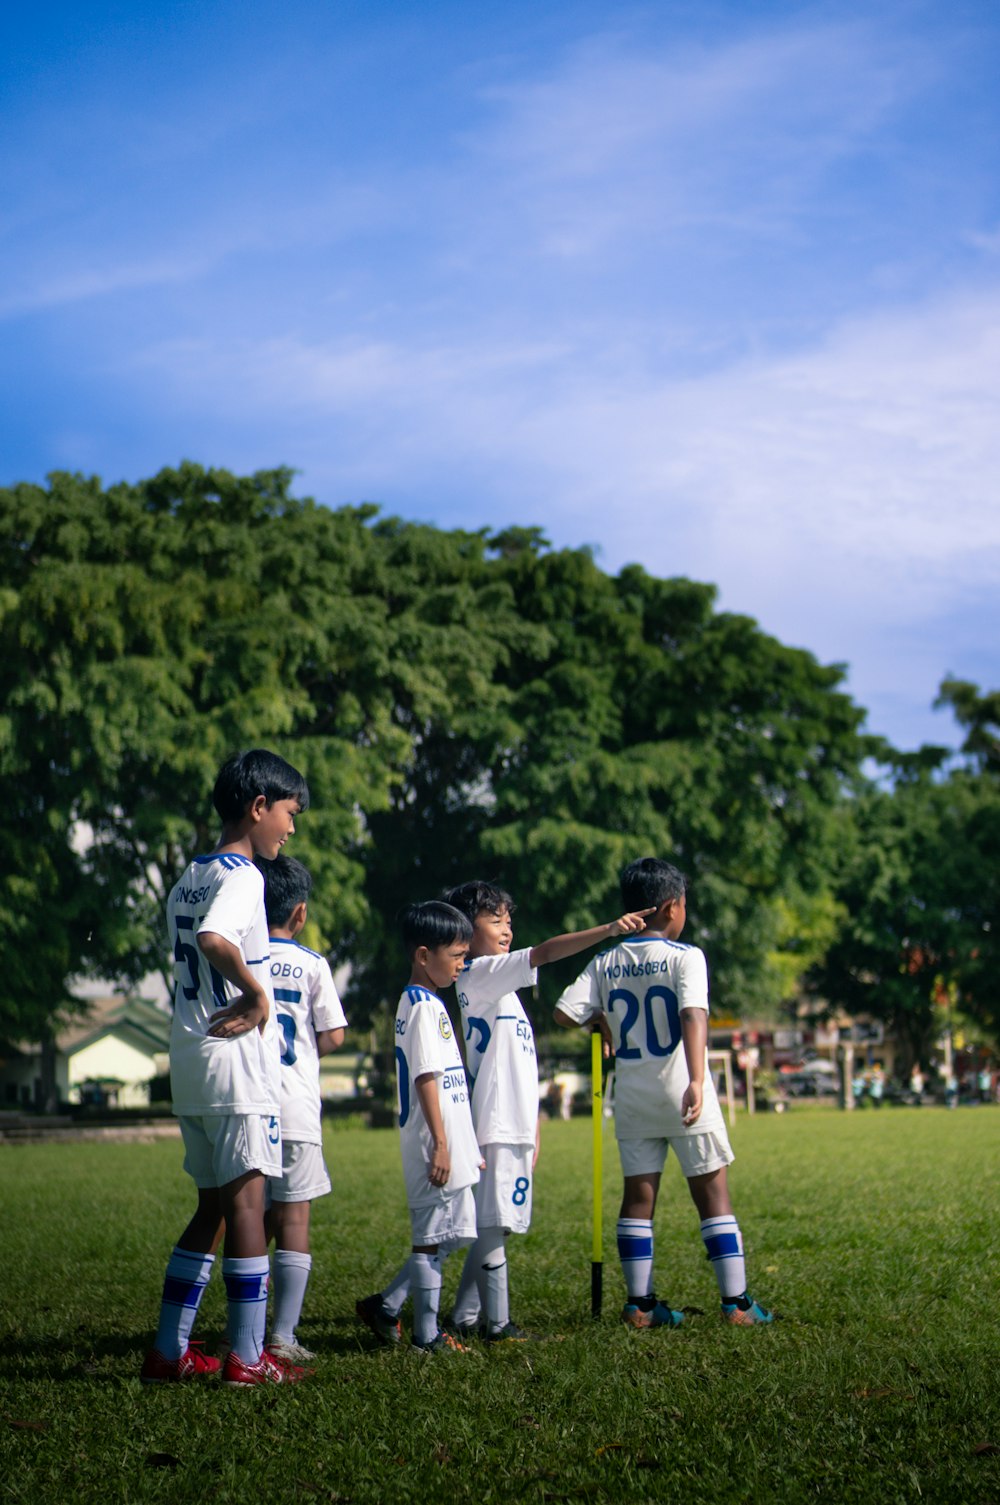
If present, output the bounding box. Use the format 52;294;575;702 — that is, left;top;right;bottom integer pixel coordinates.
270;1250;312;1344
222;1255;270;1365
153;1247;215;1361
616;1218;654;1301
381;1260;412;1317
473;1226;509;1334
409;1253;442;1346
700;1215;746;1302
451;1244;483;1328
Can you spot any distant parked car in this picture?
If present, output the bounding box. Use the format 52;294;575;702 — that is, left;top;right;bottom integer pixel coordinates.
784;1070;839;1098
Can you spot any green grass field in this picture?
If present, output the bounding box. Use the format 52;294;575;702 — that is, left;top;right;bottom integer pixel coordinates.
2;1107;999;1504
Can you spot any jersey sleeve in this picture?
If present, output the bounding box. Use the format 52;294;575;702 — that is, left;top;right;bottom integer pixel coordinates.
465;948;537;1003
196;863;263;947
407;998;447;1080
675;947;710;1012
310;956;348;1033
554;957;602;1024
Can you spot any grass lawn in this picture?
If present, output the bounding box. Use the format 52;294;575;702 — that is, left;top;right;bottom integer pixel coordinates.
2;1106;999;1504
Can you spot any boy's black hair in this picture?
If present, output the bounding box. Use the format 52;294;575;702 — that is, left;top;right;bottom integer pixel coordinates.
620;857;686;912
257;854;312;930
212;749;310;825
442;880;516;923
400;901;473;957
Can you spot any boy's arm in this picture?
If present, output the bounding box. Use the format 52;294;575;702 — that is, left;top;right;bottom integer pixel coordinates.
553;1005;614;1056
414;1071;450;1186
679;1008;707;1126
529;909;653;969
316;1027;345;1057
199;932;270;1038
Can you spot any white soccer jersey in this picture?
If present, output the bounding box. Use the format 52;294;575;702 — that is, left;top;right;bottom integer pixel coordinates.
555;936;724;1139
394;985;481;1210
167;853;280;1117
457;949;538;1148
270;937;348;1145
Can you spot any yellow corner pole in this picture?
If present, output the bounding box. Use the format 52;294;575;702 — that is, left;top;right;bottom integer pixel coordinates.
591;1028;603;1318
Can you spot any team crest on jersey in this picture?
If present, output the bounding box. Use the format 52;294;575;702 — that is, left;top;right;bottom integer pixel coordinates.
438;1012;453;1041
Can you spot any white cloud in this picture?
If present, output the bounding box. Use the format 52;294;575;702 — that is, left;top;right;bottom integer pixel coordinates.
0;255;213;319
460;19;918;259
136;282;1000;616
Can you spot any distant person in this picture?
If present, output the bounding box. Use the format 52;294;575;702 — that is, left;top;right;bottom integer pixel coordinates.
909;1064;924;1103
555;857;773;1329
978;1065;992;1104
544;1080;564;1120
258;854;347;1363
142;749;312;1387
869;1064;885;1109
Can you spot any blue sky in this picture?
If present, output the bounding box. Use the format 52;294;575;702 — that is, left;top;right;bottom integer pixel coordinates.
3;0;998;752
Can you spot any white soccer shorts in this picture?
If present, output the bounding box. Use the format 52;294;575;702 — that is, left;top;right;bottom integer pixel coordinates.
267;1139;332;1203
618;1129;734;1180
475;1142;533;1234
408;1184;478;1250
179;1112;283;1187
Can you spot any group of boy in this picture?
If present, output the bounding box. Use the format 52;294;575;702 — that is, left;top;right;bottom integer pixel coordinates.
142;748;771;1387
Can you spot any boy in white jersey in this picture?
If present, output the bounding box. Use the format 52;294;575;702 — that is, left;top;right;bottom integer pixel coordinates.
555;858;772;1329
258;854;347;1363
443;880;651;1342
141;749;313;1389
356;901;481;1353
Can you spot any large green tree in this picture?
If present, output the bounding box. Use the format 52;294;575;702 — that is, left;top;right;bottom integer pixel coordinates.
0;467;405;1066
811;683;1000;1064
359;533;871;1017
1;465;873;1073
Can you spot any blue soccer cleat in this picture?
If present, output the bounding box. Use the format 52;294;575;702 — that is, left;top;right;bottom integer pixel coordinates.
722;1296;774;1326
621;1299;683;1330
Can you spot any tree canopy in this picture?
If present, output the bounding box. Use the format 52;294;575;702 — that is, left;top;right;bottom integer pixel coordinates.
811;684;1000;1063
0;464;994;1068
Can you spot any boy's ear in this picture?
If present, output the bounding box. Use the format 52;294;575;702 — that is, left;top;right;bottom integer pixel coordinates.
291;900;308;930
249;794;268;822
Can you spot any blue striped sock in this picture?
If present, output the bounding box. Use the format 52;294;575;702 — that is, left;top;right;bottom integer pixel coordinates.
223;1255;270;1365
700;1215;745;1301
616;1218;654;1301
153;1247;214;1361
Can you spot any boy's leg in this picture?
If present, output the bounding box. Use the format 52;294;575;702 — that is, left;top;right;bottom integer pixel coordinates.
617;1172;659;1305
615;1140;683;1329
688;1166;742;1295
221;1170;271;1364
145;1187;223;1371
450;1240;483;1331
380;1261;412;1317
452;1226;509;1335
464;1144;533;1339
269;1200;313;1352
356;1263;407;1345
409;1246;443;1347
687;1165;772;1324
143;1117;227;1380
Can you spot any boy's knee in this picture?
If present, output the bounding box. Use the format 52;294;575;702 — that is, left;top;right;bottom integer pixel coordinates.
620;1175;658;1219
687;1167;732;1218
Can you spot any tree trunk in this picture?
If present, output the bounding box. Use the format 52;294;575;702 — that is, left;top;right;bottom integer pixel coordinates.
38;1026;59;1114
